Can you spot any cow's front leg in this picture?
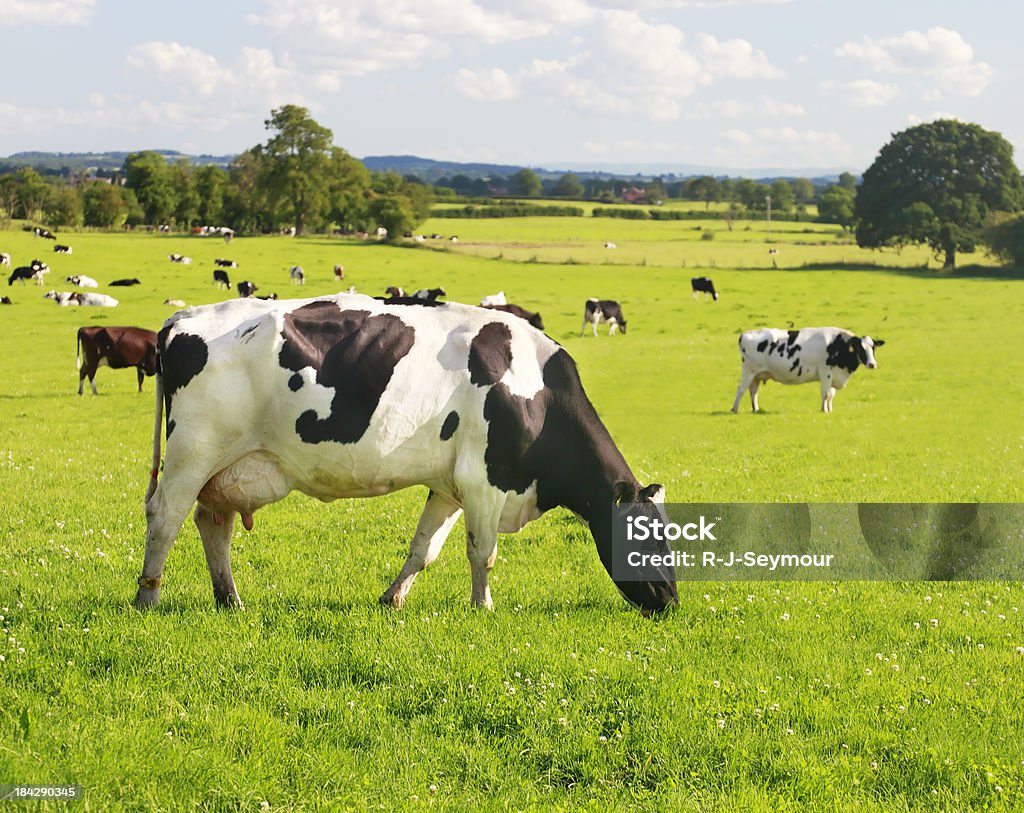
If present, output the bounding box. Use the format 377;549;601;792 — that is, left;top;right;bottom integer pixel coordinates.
380;491;462;609
820;374;833;412
749;377;762;412
194;504;242;608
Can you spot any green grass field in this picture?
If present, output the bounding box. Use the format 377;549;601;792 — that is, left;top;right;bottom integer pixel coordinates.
1;220;1022;811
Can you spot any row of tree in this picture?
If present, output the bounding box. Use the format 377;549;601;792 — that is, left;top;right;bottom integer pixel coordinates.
0;106;432;237
1;111;1022;269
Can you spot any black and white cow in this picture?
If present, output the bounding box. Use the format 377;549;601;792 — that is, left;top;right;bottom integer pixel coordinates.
168;254;192;265
412;287;446;301
135;295;677;615
1;252;11;267
237;280;258;298
731;327;885;413
8;259;48;286
581;298;626;336
691;276;718;301
54;244;72;254
66;274;98;288
480;291;506;307
214;259;237;268
34;227;56;240
46;290;119;307
213;269;232;290
1;296;11;304
289;266;305;285
384;286;405;298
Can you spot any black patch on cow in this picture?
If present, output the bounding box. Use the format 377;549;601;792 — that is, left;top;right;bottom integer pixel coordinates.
159;329;209;429
789;357;800;372
167;419;176;438
787;330;799;344
278;302;416;445
289;373;303;391
825;334;861;373
468;321;513;387
756;339;768;353
440;410;460;440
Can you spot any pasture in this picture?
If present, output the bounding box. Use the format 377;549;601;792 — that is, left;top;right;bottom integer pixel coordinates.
1;219;1022;811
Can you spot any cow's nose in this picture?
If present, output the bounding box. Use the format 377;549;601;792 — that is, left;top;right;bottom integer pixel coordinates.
867;362;876;369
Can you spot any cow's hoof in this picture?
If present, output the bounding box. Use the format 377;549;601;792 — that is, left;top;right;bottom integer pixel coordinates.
378;591;405;610
215;594;244;610
133;588;160;610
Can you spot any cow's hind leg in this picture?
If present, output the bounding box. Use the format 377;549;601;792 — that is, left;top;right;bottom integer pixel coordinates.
136;366;145;393
731;368;754;413
461;496;504;610
136;477;204;608
380;491;463;609
195;504;242;608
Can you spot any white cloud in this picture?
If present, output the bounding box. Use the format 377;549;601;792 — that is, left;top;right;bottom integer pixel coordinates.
716;127;853;166
687;95;804;120
127;43;235;96
836;27;994;97
820;79;900;108
0;0;94;25
453;68;520;101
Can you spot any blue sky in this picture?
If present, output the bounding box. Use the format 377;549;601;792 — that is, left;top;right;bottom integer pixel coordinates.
1;0;1020;173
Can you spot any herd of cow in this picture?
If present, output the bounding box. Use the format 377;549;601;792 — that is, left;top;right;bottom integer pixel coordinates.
5;228;887;615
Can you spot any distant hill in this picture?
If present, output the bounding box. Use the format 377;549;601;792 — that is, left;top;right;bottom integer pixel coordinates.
0;150;857;185
0;150;236;173
362;154;857;185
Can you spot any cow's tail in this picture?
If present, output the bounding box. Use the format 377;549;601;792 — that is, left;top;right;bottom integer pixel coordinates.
75;328;82;370
145;373;163;502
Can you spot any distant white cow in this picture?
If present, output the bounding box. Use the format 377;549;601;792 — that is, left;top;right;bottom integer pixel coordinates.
480;291;506;307
731;327;885;413
168;254;192;265
66;275;99;288
290;266;305;285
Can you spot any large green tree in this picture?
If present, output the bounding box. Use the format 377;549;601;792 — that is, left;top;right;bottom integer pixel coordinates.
82;181;126;228
260;105;334;235
855;120;1024;269
509;168;541;197
817;185;856;230
123;151;176;224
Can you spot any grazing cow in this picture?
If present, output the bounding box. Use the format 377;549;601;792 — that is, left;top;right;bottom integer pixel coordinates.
66;275;99;288
110;278;142;287
333;264;345;281
691;276;719;301
289;266;305;285
8;260;48;286
135;295;677;615
53;244;72;254
384;286;405;298
412;287;446;301
34;227;56;240
731;327;885;414
164;298;187;308
214;259;238;268
213;269;232;290
604;242;617;249
76;326;158;395
168;254;192;265
483;303;545;331
237;280;258;298
480;291;506;307
581;299;626;336
0;253;11;267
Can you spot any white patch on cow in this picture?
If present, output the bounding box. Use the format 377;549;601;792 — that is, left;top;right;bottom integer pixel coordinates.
497;481;543;533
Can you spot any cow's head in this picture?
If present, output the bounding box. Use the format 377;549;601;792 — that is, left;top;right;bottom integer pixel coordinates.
858;336;885;369
609;481;678;615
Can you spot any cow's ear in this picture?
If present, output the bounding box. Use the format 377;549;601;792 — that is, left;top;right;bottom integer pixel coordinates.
874;339;885;347
639;483;666;504
614;481;637;505
848;339;857;352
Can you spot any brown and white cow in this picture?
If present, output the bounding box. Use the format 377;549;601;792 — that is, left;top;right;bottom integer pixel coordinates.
136;295;677;615
76;326;158;395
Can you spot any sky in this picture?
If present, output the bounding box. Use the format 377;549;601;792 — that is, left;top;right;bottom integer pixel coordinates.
0;0;1020;174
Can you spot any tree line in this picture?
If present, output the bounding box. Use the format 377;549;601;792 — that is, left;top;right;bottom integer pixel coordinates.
0;106;431;238
1;111;1022;269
